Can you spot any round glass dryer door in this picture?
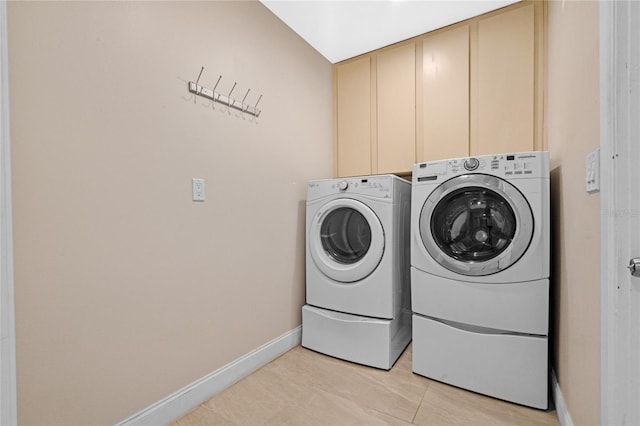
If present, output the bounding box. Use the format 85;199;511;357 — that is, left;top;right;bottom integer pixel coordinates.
309;198;385;283
419;174;534;276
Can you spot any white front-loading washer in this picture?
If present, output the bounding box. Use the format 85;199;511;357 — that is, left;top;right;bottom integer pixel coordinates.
302;174;412;370
410;151;550;409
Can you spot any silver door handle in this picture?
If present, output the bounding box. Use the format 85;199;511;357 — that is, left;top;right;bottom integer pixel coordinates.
627;258;640;277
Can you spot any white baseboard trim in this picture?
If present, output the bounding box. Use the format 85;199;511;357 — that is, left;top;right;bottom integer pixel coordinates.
115;326;302;426
551;368;573;426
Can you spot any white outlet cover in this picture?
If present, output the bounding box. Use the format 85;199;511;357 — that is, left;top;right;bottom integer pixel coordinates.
192;178;205;201
586;147;600;193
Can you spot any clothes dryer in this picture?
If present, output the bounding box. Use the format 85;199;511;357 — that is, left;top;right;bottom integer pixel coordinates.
410;152;550;409
303;174;412;370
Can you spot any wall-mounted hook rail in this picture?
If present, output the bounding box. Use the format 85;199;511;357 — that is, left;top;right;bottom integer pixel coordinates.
188;69;262;117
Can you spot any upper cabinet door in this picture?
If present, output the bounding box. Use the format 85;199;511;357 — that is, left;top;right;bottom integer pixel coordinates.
376;43;416;175
419;26;470;163
473;4;535;156
335;56;372;177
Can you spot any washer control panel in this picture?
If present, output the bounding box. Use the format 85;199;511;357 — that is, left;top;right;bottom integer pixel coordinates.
414;152;549;182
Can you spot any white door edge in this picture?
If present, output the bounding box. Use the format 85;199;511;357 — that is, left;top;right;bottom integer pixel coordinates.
0;1;17;424
599;0;640;424
599;2;615;424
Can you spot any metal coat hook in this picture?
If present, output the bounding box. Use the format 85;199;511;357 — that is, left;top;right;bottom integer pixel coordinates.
241;89;251;114
227;82;237;108
188;67;263;118
194;66;205;102
195;67;204;87
212;75;222;101
242;89;251;106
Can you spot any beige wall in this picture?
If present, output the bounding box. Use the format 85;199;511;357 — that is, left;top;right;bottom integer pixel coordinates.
546;1;600;424
7;1;332;424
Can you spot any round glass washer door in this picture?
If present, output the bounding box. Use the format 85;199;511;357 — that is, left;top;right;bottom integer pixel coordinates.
419;174;534;276
309;198;385;283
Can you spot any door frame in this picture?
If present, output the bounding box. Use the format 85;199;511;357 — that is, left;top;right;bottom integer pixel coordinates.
600;0;639;424
0;1;17;424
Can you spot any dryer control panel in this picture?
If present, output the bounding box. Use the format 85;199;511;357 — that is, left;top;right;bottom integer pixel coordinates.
414;151;549;183
308;174;409;201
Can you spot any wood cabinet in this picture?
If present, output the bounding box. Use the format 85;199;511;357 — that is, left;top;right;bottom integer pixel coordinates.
334;1;544;177
418;25;470;163
334;43;415;177
376;43;416;174
335;56;372;178
472;4;535;156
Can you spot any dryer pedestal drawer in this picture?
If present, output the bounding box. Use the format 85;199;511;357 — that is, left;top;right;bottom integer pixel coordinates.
302;305;411;370
412;314;548;409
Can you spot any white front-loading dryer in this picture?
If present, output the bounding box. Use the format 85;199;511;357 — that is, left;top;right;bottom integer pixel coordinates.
410;151;550;409
303;174;412;369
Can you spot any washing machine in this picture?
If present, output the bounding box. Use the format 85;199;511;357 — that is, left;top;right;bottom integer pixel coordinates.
302;174;412;370
410;151;550;409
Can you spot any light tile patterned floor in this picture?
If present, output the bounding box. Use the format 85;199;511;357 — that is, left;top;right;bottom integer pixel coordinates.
170;344;560;425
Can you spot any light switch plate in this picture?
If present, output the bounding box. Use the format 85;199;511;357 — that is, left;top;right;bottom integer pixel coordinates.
586;147;600;193
192;178;205;201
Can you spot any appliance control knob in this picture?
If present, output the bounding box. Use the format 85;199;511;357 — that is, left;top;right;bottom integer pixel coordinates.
464;158;480;171
337;181;349;191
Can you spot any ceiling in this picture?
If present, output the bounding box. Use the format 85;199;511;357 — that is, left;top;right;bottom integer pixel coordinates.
260;0;520;63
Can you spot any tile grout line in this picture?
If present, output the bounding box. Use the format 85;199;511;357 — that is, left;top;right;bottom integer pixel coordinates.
411;383;430;424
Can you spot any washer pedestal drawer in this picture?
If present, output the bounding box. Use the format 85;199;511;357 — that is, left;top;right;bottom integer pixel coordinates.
412;314;548;409
302;305;411;370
